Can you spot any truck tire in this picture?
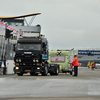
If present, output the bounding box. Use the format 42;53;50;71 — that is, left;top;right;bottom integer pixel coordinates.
42;64;48;76
55;66;59;75
17;73;23;76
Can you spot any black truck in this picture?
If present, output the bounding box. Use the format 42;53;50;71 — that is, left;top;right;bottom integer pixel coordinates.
13;34;59;76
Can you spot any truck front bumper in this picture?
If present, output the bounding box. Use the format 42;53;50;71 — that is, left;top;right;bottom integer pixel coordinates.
14;65;44;73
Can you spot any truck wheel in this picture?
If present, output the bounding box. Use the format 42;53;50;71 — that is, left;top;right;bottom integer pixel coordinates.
42;64;48;76
55;66;59;75
17;73;23;76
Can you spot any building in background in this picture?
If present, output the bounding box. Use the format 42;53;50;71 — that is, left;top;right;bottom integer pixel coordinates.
76;49;100;67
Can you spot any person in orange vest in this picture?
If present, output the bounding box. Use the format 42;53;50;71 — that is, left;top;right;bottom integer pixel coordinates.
92;63;95;70
72;55;78;76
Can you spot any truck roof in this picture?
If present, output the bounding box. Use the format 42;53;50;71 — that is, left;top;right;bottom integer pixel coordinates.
49;50;69;56
18;38;42;43
17;37;48;44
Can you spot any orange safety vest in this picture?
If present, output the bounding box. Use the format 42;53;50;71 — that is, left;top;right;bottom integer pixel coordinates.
72;57;78;66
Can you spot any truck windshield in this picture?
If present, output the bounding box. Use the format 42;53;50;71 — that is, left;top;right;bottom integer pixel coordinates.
17;44;41;50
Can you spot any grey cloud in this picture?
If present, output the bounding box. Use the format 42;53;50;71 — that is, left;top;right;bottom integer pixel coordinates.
0;0;100;50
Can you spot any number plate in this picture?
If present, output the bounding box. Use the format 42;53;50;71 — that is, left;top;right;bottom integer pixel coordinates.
25;70;31;72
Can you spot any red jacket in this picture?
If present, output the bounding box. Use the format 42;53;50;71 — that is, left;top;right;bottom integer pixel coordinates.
92;64;94;67
72;57;78;66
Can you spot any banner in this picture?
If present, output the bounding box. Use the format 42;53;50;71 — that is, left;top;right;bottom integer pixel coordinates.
0;20;6;28
0;20;22;39
78;50;100;55
6;25;17;33
17;32;22;38
0;20;17;33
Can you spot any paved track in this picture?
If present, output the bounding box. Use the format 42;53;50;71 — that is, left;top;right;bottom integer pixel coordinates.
0;67;100;100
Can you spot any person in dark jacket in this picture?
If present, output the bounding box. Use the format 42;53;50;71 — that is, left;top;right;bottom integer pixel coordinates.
72;55;79;76
3;56;7;75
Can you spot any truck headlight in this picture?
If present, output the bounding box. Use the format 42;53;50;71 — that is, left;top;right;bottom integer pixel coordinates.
19;59;21;62
33;59;35;62
16;59;18;62
16;66;19;70
36;59;38;62
37;67;40;70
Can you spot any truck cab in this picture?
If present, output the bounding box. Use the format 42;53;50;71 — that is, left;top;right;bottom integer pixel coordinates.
13;28;49;76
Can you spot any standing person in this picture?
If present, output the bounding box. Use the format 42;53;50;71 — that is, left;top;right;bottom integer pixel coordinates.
92;63;95;70
0;57;1;68
72;55;78;76
3;56;7;75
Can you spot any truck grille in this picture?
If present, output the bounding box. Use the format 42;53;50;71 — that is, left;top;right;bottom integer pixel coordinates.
23;58;32;63
24;67;31;70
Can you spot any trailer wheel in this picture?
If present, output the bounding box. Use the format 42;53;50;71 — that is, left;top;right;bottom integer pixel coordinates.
42;64;48;76
17;73;23;76
55;66;59;75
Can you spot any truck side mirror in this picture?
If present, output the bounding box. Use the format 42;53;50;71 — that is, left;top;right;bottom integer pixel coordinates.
13;44;16;51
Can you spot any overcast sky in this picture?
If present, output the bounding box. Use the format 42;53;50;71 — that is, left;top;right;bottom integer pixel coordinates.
0;0;100;50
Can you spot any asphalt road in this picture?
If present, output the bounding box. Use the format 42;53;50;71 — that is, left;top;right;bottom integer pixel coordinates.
0;67;100;100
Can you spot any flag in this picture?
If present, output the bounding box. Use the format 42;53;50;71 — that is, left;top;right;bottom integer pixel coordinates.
12;28;17;33
17;32;22;38
0;20;17;34
0;20;6;28
6;25;17;33
68;63;74;69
